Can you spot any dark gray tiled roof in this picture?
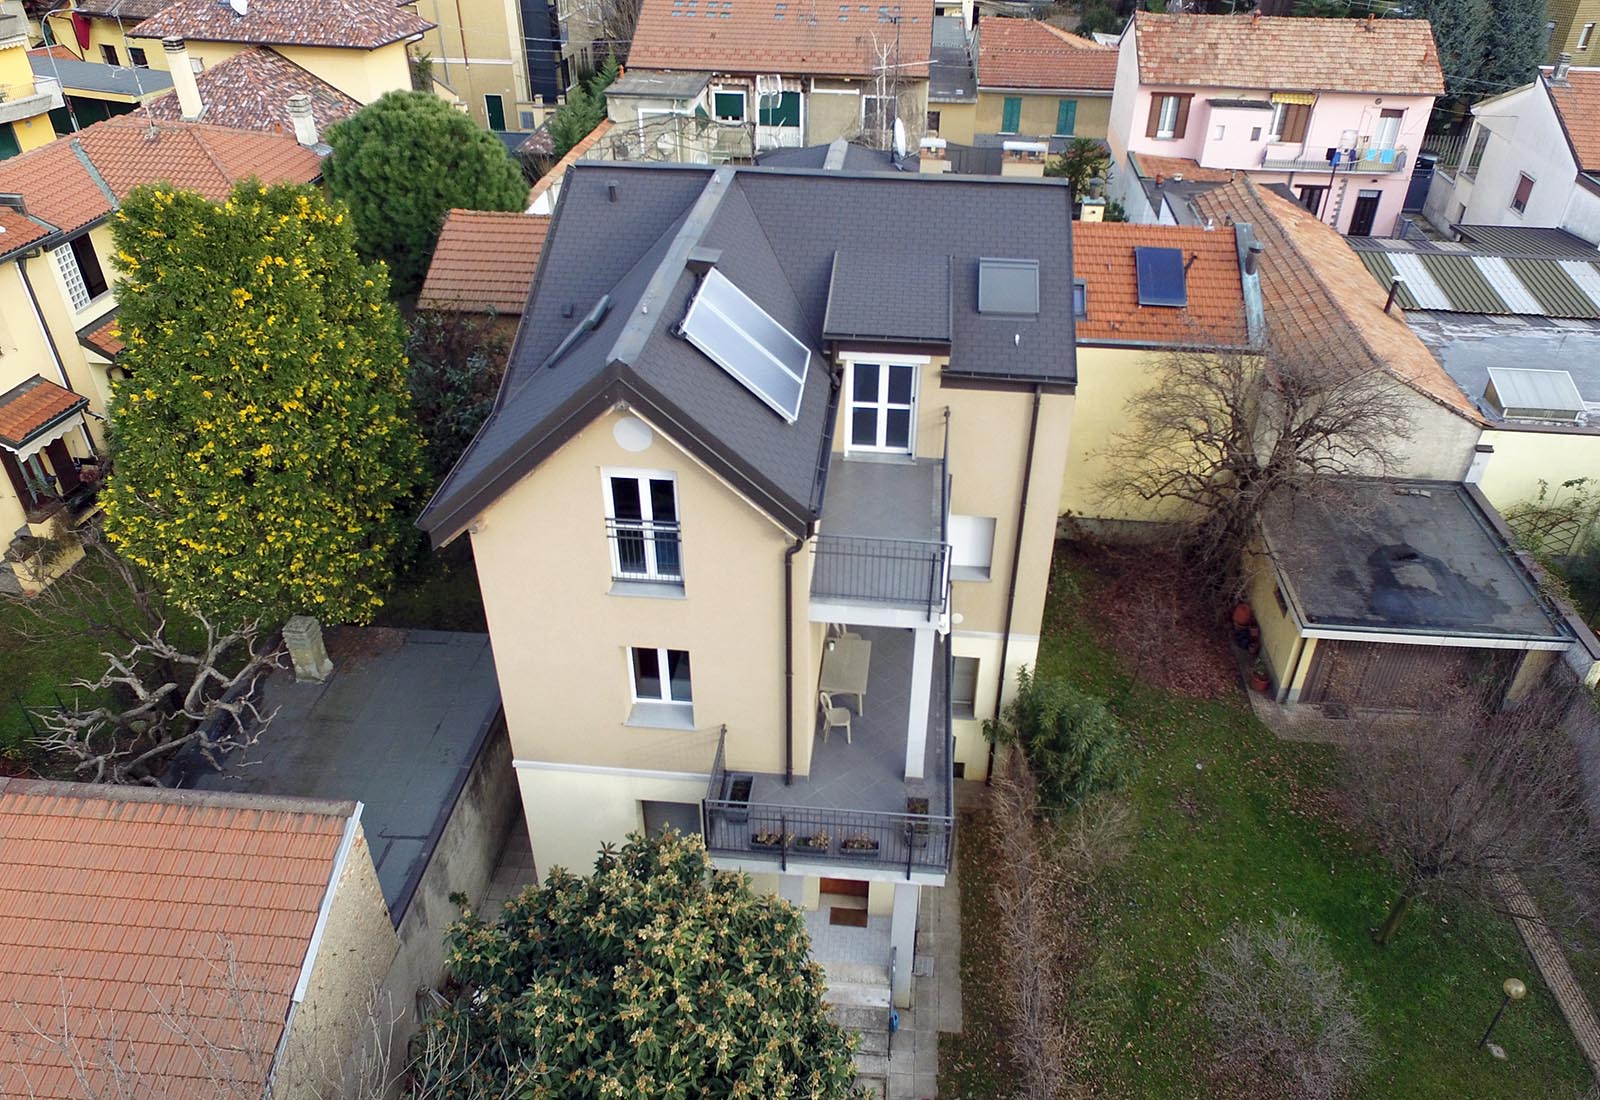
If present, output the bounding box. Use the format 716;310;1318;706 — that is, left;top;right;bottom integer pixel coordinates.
419;161;1076;542
30;55;173;97
756;142;903;172
825;250;951;343
930;18;976;102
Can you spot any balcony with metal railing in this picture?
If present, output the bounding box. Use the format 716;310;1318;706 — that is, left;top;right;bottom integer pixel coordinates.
703;625;955;877
0;77;63;127
810;418;952;622
1259;144;1409;174
605;517;683;591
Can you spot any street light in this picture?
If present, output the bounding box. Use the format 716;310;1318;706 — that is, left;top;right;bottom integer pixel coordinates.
1478;977;1528;1054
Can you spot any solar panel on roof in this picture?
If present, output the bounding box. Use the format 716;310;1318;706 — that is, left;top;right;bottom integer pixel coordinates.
1135;246;1187;308
977;258;1039;315
680;268;812;423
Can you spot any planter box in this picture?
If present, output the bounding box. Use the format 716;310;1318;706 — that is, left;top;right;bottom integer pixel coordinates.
795;837;832;858
750;835;787;852
840;842;882;860
723;774;754;823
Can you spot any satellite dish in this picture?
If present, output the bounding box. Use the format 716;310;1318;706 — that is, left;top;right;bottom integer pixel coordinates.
892;117;907;159
228;0;248;15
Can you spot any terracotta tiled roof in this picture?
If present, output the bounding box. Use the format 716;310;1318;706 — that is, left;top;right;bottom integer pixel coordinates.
418;210;549;314
0;376;87;449
1130;152;1235;183
0;115;323;235
1191;177;1479;422
1133;12;1444;96
0;206;53;260
1072;222;1249;348
81;312;124;358
0;781;355;1100
1546;70;1600;172
628;0;935;77
525;119;612;209
28;44;78;60
132;0;434;49
976;18;1116;91
142;47;360;136
71;0;169;18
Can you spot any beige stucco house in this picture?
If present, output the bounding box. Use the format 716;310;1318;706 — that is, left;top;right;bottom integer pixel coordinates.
420;161;1077;1012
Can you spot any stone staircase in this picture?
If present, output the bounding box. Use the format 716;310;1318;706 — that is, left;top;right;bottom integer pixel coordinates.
823;961;894;1098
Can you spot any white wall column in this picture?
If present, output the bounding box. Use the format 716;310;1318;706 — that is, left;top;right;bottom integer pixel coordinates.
905;626;935;779
889;882;919;1008
778;874;806;908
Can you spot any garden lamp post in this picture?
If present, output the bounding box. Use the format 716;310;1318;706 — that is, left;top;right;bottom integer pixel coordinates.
1478;977;1527;1050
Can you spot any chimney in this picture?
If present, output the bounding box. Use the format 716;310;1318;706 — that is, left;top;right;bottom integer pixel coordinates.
1555;51;1573;84
286;93;317;146
1251;8;1260;26
1365;12;1375;32
162;38;203;120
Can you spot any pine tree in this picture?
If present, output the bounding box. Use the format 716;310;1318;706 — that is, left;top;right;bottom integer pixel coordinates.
1481;0;1549;92
103;183;425;626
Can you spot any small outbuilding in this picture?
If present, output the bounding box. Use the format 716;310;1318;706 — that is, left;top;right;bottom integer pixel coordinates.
1250;478;1576;710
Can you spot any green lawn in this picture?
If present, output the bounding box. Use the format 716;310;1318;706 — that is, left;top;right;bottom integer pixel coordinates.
941;548;1593;1099
0;569;117;770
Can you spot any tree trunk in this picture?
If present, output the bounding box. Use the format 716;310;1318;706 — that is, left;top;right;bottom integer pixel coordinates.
1372;885;1415;947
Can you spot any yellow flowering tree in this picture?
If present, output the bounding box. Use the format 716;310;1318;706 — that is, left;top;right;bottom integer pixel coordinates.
102;182;425;626
418;830;864;1099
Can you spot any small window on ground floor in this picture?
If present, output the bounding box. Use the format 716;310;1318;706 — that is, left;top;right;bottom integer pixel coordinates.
926;109;941;132
952;656;979;719
713;89;746;121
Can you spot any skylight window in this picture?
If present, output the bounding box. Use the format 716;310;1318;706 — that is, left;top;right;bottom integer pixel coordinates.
1485;367;1586;422
1134;246;1187;308
680;268;811;423
977;258;1039;316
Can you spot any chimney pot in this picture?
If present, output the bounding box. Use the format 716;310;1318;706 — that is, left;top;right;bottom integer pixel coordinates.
1555;52;1573;84
161;38;203;120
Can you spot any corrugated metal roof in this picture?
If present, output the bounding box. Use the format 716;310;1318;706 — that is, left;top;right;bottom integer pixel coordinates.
1389;252;1458;310
1475;256;1544;314
1505;257;1598;317
1560;260;1600;307
1424;254;1509;314
1453;224;1600;258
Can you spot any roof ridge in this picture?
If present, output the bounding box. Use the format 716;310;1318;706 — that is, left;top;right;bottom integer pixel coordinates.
0;777;360;818
68;138;119;208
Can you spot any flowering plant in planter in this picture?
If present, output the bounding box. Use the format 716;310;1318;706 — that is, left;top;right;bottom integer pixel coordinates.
750;828;787;849
797;830;831;851
840;833;880;854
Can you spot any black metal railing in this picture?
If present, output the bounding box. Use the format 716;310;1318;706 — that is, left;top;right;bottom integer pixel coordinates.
702;727;956;876
605;518;682;584
810;536;948;616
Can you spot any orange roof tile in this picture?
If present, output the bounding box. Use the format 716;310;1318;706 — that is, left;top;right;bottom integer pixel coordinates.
142;47;361;136
1072;222;1249;348
1547;69;1600;172
418;210;549;314
82;313;124;358
1133;12;1444;96
628;0;934;77
0;115;323;235
0;376;88;448
131;0;434;49
976;18;1116;92
1130;153;1236;183
1191;177;1479;422
0;781;354;1100
0;206;53;260
526;119;613;208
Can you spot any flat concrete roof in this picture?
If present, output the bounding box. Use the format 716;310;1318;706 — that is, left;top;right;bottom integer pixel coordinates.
30;55;172;98
1265;479;1570;642
194;629;501;920
606;68;710;99
1407;312;1600;432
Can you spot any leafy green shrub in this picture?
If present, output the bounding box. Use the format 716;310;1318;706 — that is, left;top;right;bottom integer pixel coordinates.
986;667;1130;814
416;829;863;1099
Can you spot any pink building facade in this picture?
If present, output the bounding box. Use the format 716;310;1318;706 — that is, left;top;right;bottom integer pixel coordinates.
1106;13;1443;238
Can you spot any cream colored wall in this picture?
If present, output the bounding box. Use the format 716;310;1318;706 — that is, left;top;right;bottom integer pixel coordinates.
930;100;975;143
414;0;527;128
46;14;166;69
805;80;929;145
517;765;707;878
1246;548;1302;696
976;90;1111;139
469;408;793;777
276;43;414;104
26;234;117;429
273;829;400;1100
1368;383;1477;482
1477;428;1600;515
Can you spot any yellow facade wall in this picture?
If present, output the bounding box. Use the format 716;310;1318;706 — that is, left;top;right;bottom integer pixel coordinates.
413;0;529;127
975;90;1111;140
516;765;708;878
1246;548;1303;696
44;14;163;70
469;407;794;779
929;100;975;143
1476;428;1600;517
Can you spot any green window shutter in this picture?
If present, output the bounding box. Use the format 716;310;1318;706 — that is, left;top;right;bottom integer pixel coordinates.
1055;99;1076;136
714;92;745;120
1001;96;1022;134
758;91;801;127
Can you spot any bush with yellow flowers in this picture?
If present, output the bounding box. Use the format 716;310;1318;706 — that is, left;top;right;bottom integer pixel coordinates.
102;182;425;627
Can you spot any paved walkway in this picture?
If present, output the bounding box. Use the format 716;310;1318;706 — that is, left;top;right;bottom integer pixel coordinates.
885;853;963;1099
1494;871;1600;1079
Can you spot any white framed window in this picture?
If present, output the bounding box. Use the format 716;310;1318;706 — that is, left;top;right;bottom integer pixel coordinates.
712;86;746;121
952;656;979;719
844;357;922;454
1250;125;1262;142
1582;22;1596;49
1267;101;1287;141
1512;172;1535;214
52;236;107;312
603;469;681;585
1212;124;1225;141
1157;94;1181;139
628;647;694;728
949;514;996;582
